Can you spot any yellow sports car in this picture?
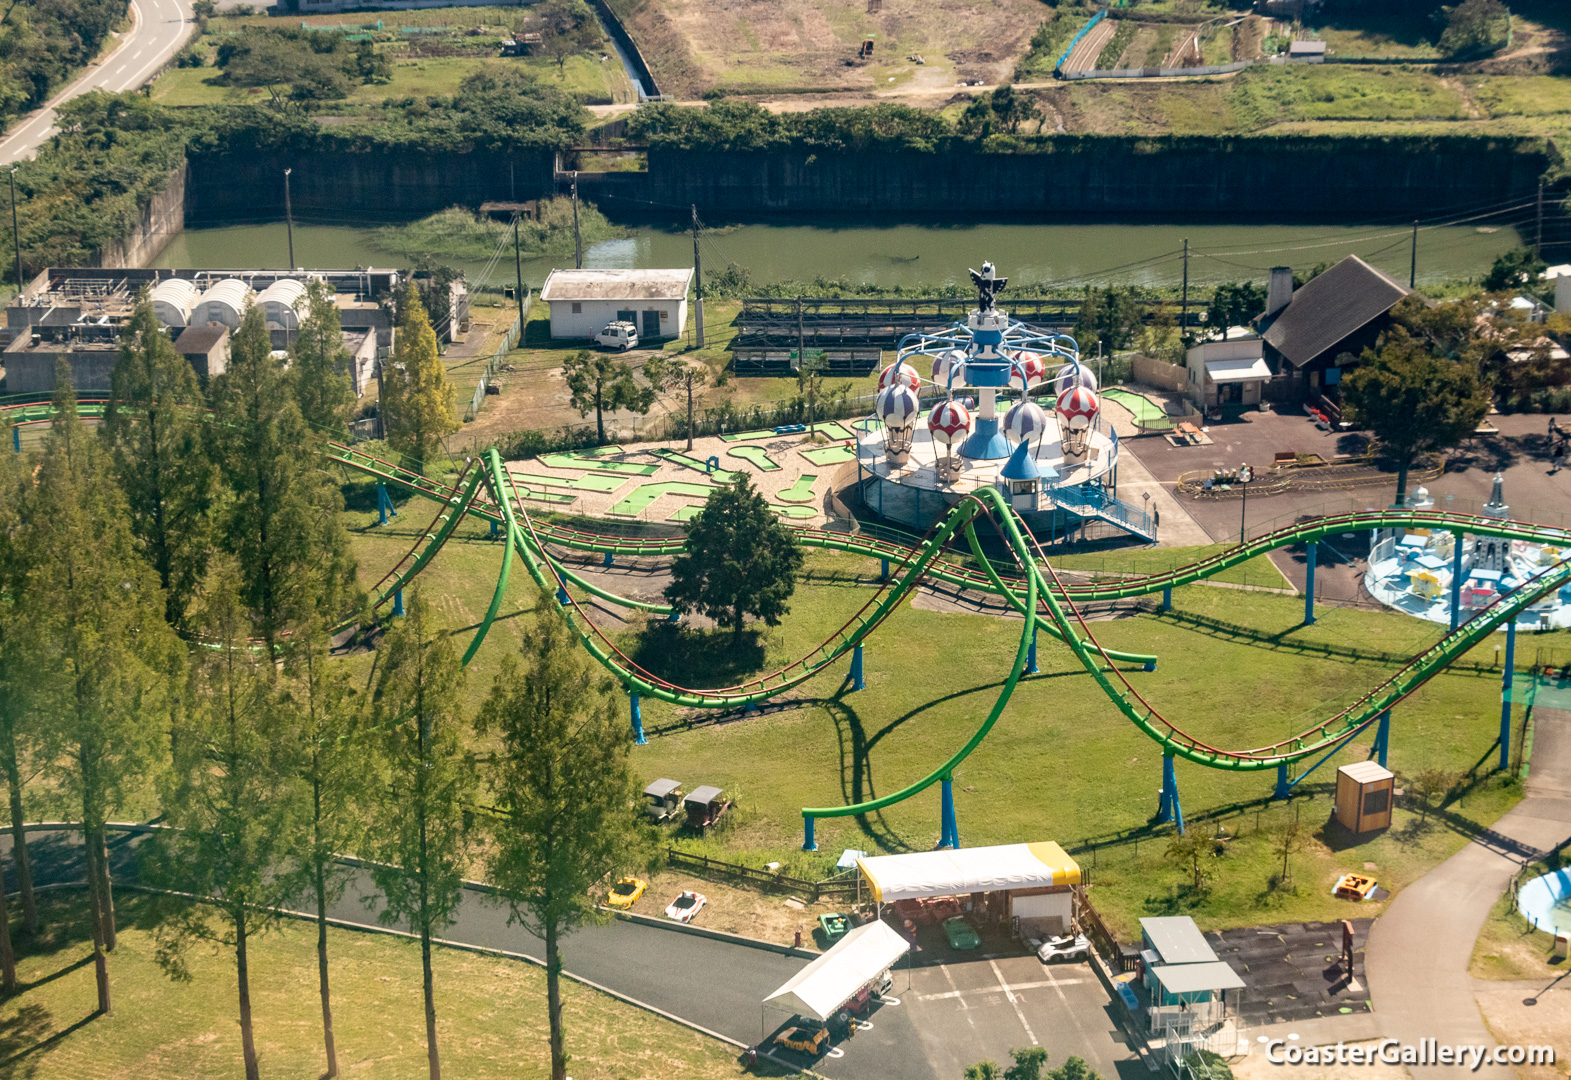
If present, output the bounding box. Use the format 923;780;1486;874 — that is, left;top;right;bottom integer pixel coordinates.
607;877;648;909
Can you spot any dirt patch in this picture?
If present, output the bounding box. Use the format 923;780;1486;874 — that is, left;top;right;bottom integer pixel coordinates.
625;869;849;949
1234;14;1267;62
1474;982;1571;1080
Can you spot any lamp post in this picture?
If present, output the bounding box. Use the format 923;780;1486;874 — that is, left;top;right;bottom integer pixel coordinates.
1238;463;1253;545
283;168;295;269
9;166;22;297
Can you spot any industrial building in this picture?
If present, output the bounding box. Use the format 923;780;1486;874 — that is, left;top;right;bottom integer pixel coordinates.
0;267;450;397
540;268;693;342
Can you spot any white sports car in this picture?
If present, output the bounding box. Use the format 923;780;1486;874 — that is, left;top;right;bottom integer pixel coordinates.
1037;933;1091;964
665;890;707;923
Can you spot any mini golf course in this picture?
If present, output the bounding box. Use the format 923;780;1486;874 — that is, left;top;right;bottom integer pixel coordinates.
726;445;780;471
611;481;716;516
778;475;819;503
801;445;857;466
1102;388;1171;427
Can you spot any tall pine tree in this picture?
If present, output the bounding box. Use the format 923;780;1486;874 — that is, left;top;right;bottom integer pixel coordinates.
381;282;458;474
208;306;359;655
0;410;39;938
290;280;356;436
478;592;648;1080
368;588;472;1080
103;296;215;628
30;361;182;1014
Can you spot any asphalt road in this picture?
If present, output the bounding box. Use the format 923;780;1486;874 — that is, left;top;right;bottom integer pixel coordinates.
0;0;195;166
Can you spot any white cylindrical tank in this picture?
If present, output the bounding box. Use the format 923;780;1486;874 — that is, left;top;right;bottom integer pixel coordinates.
257;278;309;331
194;279;254;329
149;279;199;328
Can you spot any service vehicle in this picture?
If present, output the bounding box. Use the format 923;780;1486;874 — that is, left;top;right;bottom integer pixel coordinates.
596;320;639;350
1037;933;1091;964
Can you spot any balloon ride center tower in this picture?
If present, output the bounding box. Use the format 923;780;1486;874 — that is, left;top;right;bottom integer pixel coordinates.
857;263;1155;543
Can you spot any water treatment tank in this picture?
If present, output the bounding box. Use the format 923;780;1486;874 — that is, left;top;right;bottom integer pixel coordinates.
149;278;199;328
193;279;254;329
257;278;309;332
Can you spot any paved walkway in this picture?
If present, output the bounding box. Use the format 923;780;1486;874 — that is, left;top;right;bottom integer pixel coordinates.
1101;398;1212;548
1364;705;1571;1077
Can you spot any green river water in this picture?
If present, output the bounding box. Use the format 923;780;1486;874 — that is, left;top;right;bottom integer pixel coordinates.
149;219;1523;290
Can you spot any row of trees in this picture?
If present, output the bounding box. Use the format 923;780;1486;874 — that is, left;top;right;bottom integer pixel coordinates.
0;281;628;1080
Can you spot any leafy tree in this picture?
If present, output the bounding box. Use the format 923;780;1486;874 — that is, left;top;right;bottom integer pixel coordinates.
1341;340;1491;504
645;356;725;451
1206;281;1267;339
965;1063;1003;1080
1438;0;1509;57
1272;816;1303;889
289;279;357;436
1482;247;1547;295
152;562;306;1080
795;353;827;439
664;475;805;639
964;1051;1100;1080
1406;767;1457;826
284;621;371;1080
1072;286;1143;354
1164;830;1214;894
30;362;182;1014
534;0;602;74
562;349;655;443
103;296;215;628
477;591;648;1080
209;306;359;655
367;588;473;1080
382;281;459;473
0;413;39;937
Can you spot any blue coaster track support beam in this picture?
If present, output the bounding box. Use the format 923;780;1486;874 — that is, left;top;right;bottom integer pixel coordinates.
1500;618;1516;771
1162;586;1172;612
1026;629;1039;675
1450;531;1465;631
1157;752;1184;833
377;482;397;525
392;588;404;616
850;643;865;691
630;690;646;745
939;777;960;848
802;814;817;851
1371;709;1391;768
1304;541;1318;625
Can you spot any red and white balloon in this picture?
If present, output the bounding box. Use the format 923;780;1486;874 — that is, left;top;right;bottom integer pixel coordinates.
1012;351;1047;384
1004;400;1049;444
927;400;973;447
1056;385;1099;430
875;384;922;430
878;361;920;391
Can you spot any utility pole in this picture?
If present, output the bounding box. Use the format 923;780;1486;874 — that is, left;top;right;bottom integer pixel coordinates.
1179;238;1189;341
1410;219;1418;289
513;214;524;330
691;204;705;348
571;172;582;270
284;167;296;270
9;167;22;298
1536;179;1545;258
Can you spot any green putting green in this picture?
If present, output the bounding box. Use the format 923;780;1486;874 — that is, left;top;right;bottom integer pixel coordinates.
1102;388;1169;426
611;481;715;516
819;421;855;441
719;429;777;442
777;474;818;503
800;445;857;466
653;448;740;482
515;485;576;504
540;453;660;476
773;505;818;519
668;504;704;521
512;471;626;492
725;445;780;471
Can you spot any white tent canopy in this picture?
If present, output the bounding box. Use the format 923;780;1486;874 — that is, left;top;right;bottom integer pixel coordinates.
762;920;908;1022
857;842;1081;903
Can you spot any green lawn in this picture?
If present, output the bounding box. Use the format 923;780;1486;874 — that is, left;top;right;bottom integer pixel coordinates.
0;891;747;1080
1050;543;1289;589
1470;882;1571;981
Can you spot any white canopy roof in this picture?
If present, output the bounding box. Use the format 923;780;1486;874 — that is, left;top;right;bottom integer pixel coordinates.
857;842;1080;903
1205;357;1272;384
1152;961;1247;996
763;920;908;1022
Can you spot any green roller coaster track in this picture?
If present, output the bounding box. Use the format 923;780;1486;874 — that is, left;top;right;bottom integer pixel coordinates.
10;399;1571;834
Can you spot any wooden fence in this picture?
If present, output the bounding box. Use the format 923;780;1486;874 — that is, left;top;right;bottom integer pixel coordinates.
665;848;860;902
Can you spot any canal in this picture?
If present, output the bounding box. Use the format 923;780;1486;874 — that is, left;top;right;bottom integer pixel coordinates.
149;218;1523;290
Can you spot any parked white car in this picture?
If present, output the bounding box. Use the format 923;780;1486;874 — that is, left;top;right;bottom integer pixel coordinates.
1037;933;1091;964
665;890;707;923
596;320;639;351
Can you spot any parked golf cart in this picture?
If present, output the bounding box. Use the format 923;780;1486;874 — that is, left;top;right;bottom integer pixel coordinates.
683;785;732;829
643;778;684;823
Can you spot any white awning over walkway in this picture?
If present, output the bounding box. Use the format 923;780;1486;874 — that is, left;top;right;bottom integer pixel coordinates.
856;842;1081;903
763;920;909;1022
1204;357;1272;384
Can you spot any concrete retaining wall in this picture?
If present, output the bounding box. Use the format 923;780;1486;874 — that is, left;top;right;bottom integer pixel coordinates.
91;161;187;268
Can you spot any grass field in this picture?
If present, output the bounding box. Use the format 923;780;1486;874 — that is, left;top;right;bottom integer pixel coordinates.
0;892;746;1080
332;494;1547;935
1470;878;1571;981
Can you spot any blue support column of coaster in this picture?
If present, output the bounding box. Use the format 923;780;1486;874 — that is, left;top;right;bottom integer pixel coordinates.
667;608;681;623
1450;531;1465;631
1304;541;1318;625
1157;751;1184;833
556;585;570;606
603;551;614;568
1026;630;1039;675
939;777;960;849
1499;618;1516;771
850;643;865;691
880;557;890;583
1275;761;1290;801
1161;586;1172;612
1371;709;1391;768
630;690;646;745
10;425;17;453
490;517;499;539
377;482;396;526
392;588;404;617
802;814;817;852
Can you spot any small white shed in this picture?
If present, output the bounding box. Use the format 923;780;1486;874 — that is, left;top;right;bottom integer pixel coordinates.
539;268;693;342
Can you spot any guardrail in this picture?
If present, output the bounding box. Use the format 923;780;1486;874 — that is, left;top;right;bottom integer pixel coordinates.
465;296;529;423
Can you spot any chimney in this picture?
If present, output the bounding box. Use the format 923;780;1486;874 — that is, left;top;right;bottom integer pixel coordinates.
1267;266;1293;317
